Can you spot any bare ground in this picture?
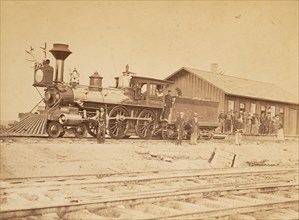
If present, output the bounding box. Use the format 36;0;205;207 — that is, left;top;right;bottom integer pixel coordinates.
1;138;298;179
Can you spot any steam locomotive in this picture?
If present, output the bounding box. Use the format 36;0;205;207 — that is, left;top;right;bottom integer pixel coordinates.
9;43;219;139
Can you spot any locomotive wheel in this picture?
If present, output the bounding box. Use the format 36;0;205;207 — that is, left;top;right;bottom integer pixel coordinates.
87;121;98;138
46;121;64;138
135;109;157;139
108;106;129;139
74;124;87;138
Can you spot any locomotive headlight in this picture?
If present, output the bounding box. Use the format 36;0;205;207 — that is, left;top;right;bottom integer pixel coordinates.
35;69;43;83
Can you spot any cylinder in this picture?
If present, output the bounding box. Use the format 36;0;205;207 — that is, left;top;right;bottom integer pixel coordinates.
50;44;72;83
59;114;83;125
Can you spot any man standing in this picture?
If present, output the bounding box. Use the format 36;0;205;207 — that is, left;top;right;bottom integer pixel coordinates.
92;107;108;143
265;112;272;134
218;110;226;133
176;112;185;145
235;112;243;146
163;90;172;120
189;112;199;145
260;112;267;134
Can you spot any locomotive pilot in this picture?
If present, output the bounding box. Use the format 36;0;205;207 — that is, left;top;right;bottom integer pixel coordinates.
92;107;108;144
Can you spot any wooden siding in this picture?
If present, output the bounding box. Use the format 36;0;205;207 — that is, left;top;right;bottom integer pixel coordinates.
166;69;298;135
226;95;299;135
166;70;225;108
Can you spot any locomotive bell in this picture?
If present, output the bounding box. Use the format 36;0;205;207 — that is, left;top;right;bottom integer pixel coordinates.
89;72;103;91
50;44;72;83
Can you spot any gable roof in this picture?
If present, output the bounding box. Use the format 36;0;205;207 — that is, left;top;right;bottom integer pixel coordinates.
165;67;298;105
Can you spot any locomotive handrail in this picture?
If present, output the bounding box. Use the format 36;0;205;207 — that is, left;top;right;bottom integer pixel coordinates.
45;97;62;114
29;98;45;113
70;84;121;91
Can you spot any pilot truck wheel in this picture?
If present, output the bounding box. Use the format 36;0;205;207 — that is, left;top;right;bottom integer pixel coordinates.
46;121;64;138
74;123;87;138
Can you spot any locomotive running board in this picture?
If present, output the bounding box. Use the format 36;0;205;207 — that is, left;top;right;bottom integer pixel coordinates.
4;114;48;137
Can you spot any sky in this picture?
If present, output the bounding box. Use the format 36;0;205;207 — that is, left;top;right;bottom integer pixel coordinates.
1;1;298;120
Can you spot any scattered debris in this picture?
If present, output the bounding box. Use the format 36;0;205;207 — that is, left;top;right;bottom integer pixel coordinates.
70;199;79;203
135;149;149;155
161;156;173;163
246;159;279;166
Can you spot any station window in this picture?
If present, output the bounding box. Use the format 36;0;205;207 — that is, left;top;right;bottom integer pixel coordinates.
279;108;284;125
250;103;256;114
270;106;275;117
240;102;245;112
228;100;234;112
261;106;266;114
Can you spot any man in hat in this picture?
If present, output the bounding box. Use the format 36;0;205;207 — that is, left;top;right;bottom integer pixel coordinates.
176;112;186;145
189;112;199;145
260;112;267;134
218;110;226;133
163;90;172;120
235;112;243;146
91;107;108;143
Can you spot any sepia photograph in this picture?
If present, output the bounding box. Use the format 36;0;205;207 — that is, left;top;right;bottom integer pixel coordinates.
0;1;298;219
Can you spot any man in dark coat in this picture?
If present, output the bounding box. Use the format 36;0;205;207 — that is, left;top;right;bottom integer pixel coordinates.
163;90;172;120
218;110;226;133
92;107;108;143
265;112;272;134
260;112;267;134
176;112;185;145
189;112;199;145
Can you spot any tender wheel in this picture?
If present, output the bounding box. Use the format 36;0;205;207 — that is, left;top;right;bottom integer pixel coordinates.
74;124;87;138
108;106;129;139
87;120;98;138
162;126;177;140
46;121;64;138
162;129;175;140
135;109;157;139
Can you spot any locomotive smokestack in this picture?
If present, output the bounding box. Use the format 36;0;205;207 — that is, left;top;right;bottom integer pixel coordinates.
50;44;72;83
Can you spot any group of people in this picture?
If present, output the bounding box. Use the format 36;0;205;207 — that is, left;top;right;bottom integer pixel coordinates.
218;110;284;136
218;110;284;145
175;111;200;145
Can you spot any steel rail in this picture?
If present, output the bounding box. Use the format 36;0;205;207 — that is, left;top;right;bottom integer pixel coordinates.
1;166;297;186
0;181;297;219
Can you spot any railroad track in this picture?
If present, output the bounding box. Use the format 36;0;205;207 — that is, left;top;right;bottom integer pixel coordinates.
1;166;298;219
2;134;296;143
0;136;166;143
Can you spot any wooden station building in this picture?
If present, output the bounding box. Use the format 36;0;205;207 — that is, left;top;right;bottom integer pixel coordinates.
164;65;299;135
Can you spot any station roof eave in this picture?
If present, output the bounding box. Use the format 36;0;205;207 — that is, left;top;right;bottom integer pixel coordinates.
131;75;174;85
165;67;299;106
